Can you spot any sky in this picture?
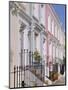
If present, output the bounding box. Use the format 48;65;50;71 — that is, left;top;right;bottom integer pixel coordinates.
52;4;66;31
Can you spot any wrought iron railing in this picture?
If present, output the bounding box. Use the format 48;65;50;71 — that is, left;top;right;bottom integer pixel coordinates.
9;49;45;88
9;49;65;88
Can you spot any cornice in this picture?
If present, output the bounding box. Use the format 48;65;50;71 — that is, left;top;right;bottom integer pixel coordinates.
10;2;32;24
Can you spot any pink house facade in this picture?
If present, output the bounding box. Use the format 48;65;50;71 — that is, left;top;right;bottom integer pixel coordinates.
45;4;65;78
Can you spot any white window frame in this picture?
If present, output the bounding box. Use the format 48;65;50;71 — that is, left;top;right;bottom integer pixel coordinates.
52;20;54;35
48;15;51;32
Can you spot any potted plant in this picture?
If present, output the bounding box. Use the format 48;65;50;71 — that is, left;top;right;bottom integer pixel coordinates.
50;71;58;81
33;50;42;64
53;72;58;81
49;71;58;81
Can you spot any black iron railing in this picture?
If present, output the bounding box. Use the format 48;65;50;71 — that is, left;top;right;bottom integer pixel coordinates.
10;49;45;88
10;64;45;88
9;49;65;88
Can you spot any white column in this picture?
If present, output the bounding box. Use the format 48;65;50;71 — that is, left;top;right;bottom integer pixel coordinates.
45;65;49;77
30;26;35;52
23;26;29;66
58;46;60;73
30;4;35;52
24;26;29;50
58;46;61;73
40;31;43;60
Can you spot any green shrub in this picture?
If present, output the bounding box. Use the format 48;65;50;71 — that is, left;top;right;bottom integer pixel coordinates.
33;50;42;62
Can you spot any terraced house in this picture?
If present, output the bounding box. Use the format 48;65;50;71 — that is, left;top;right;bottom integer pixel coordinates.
45;4;65;80
9;1;66;88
